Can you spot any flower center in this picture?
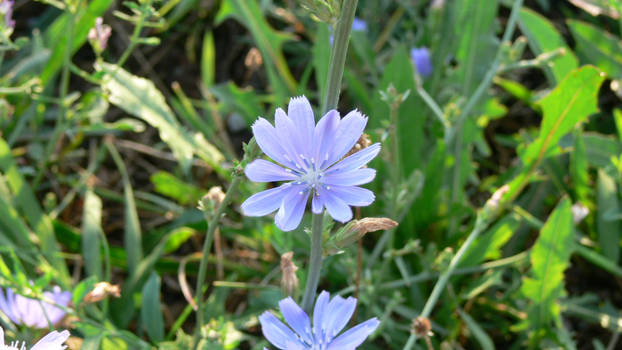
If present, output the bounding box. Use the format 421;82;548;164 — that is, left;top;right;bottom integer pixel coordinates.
300;168;324;189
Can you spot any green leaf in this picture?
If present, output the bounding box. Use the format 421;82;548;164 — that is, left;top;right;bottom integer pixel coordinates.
73;276;98;306
454;0;499;94
313;23;331;105
0;138;70;284
461;214;520;267
41;0;113;84
457;309;495;350
521;198;574;331
201;30;216;88
141;272;165;342
107;143;143;277
597;169;621;262
150;171;203;205
567;20;622;79
371;46;425;174
100;63;224;174
81;189;104;279
518;8;578;84
571;132;589;202
522;66;605;166
216;0;297;100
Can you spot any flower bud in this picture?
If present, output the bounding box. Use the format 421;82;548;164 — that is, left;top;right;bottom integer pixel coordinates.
410;47;432;78
325;218;398;255
280;252;299;298
412;316;433;337
83;282;121;304
88;17;112;54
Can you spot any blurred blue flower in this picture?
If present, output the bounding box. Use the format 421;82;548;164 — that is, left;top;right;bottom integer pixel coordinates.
242;96;380;231
259;291;379;349
410;47;432;78
0;326;70;350
0;287;72;329
351;18;368;32
329;17;368;45
0;0;15;29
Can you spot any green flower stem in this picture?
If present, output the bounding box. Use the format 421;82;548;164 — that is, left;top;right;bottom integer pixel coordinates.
191;138;258;350
404;214;488;348
301;212;325;313
321;0;359;114
299;0;358;314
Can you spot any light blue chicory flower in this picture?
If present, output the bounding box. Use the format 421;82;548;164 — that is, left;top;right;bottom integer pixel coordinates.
410;47;432;78
241;96;380;231
0;326;69;350
0;287;72;329
259;291;379;350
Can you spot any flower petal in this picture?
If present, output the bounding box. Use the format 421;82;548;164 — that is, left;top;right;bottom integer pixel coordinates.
322;168;376;186
318;186;352;223
275;108;310;170
275;186;309;231
287;96;315;150
325;186;375;206
41;287;71;325
311;193;324;214
252;118;297;169
241;184;292;217
326;143;381;174
325;110;367;167
326;318;379;350
245;159;298;183
324;296;357;339
279;297;313;344
285;341;307;350
31;330;70;350
0;289;19;324
313;291;330;338
313;110;340;168
259;311;302;350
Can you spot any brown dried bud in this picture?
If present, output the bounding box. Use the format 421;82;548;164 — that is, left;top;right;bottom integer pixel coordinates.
199;186;226;219
83;282;121;304
412;316;433;337
484;184;510;212
245;47;263;70
345;133;372;158
325;217;398;255
280;252;299;298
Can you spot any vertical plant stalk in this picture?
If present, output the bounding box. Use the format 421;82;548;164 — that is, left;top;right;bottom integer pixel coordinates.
301;212;325;313
191;139;257;350
405;0;525;348
33;2;78;189
301;0;359;314
116;1;150;68
321;0;359;114
445;0;524;235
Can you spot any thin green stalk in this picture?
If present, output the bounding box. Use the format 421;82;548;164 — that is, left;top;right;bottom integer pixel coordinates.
405;214;488;348
116;1;150;68
445;0;524;236
32;3;78;189
191;139;256;349
321;0;359;114
301;213;325;313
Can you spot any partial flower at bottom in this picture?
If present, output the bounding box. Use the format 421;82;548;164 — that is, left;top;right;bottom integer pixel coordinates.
0;326;70;350
0;287;71;329
259;290;379;349
242;95;380;231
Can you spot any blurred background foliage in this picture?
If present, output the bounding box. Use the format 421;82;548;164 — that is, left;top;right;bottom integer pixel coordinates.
0;0;621;348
